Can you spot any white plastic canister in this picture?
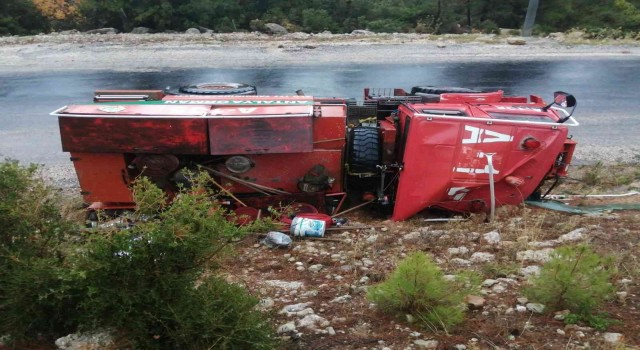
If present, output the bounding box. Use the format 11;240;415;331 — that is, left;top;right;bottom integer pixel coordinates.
290;217;326;237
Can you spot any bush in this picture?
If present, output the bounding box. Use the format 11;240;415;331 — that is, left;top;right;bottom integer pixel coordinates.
524;245;615;315
479;20;500;34
0;162;277;349
367;252;478;332
0;160;81;341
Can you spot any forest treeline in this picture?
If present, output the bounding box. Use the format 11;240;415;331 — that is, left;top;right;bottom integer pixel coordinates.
2;0;640;36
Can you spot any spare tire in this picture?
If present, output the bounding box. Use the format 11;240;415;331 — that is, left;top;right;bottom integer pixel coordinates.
411;86;483;95
179;82;257;95
347;127;381;175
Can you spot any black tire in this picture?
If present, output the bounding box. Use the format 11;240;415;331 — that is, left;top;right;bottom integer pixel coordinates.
347;127;380;174
410;86;483;95
178;82;257;95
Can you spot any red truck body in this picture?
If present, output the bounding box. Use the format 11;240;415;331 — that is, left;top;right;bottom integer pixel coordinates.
53;85;577;220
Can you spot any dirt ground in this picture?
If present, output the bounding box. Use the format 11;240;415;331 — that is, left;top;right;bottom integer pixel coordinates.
222;164;640;350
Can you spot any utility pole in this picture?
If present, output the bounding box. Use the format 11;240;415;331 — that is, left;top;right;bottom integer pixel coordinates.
522;0;540;36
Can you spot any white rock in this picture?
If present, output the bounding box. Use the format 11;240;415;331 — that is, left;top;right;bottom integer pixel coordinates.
256;297;275;311
295;308;315;317
326;326;336;336
483;230;501;245
451;258;472;266
185;28;200;34
55;331;113;350
448;246;470;256
436;42;446;48
516;305;527;313
403;231;421;240
366;234;379;243
414;339;439;349
482;279;499;287
280;302;313;314
507;37;526;45
492;284;507;293
526;303;545;313
603;332;623;345
454;345;467;350
297;314;330;330
470;252;495;263
558;228;586;242
520;265;541;277
516;249;553;263
359;276;370;284
410;331;422;337
308;264;324;272
331;294;352;303
265;280;303;290
277;322;296;334
557;329;566;335
516;297;528;305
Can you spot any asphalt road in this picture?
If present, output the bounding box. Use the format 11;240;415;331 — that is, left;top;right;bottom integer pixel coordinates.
1;59;639;165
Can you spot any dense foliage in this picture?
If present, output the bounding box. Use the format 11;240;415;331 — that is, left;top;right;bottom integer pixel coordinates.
0;162;277;349
1;0;639;36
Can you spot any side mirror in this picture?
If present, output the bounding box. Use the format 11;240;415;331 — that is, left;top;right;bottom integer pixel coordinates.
553;91;576;108
542;91;577;123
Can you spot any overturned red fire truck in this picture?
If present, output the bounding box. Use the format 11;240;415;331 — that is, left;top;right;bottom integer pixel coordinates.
52;83;578;221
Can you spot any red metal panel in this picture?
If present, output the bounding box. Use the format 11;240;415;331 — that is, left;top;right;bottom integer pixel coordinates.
62;104;211;116
313;108;346;150
392;117;568;220
379;119;397;164
208;116;313;154
70;152;133;204
213;150;343;193
59;117;209;154
209;105;312;116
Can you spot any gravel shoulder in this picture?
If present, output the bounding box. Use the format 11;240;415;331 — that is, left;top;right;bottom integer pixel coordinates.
1;32;639;73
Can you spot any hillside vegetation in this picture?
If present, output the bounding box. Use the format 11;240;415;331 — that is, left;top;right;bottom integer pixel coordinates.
2;0;640;37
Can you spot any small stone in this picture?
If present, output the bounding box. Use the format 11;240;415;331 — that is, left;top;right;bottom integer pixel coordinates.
308;264;324;273
448;246;470;256
297;314;330;329
603;332;623;345
482;230;501;245
413;339;439;349
451;258;472;266
406;314;415;323
617;291;628;303
465;295;485;309
454;345;467;350
330;294;352;303
516;305;527;312
526;303;545;313
296;266;305;271
185;28;200;34
520;265;541;277
575;331;585;338
557;329;566;336
558;228;586;242
277;322;296;334
618;278;632;285
436;42;446;48
326;326;336;336
554;310;570;320
507;37;526;45
516;297;528;305
482;279;499;287
366;234;379;243
410;331;422;337
265;280;303;290
492;284;507;293
295;308;315;317
517;249;554;263
470;252;495;263
359;276;370;284
505;307;514;314
256;297;275;311
280;302;313;314
403;231;421;241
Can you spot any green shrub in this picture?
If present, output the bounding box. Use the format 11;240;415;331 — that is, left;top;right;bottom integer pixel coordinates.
479;20;500;34
0;162;277;349
367;252;478;332
0;160;81;341
74;175;278;348
524;245;615;315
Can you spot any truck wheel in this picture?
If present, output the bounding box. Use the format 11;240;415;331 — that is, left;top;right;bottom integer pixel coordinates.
348;127;380;174
178;83;257;95
410;86;482;95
